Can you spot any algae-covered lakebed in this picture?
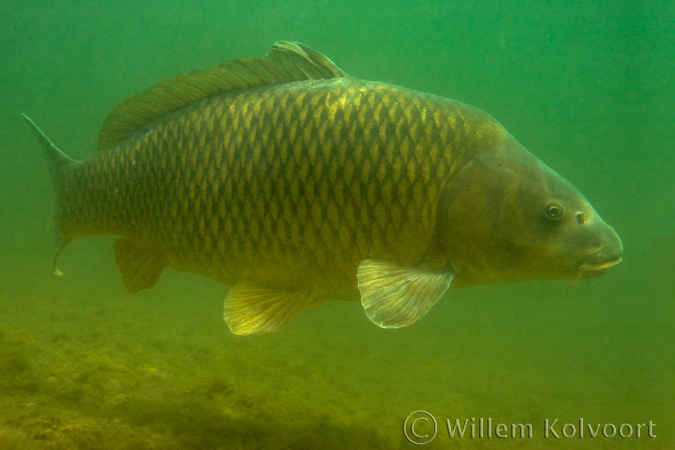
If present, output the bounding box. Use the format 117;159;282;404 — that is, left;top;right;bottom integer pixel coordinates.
2;1;674;449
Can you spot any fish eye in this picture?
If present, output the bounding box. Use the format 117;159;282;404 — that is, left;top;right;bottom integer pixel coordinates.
544;202;565;221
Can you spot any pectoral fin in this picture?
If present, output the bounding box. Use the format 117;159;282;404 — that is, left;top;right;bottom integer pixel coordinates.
113;238;168;294
224;284;314;335
357;259;454;328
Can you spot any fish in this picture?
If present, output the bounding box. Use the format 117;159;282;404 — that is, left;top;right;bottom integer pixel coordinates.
23;41;623;335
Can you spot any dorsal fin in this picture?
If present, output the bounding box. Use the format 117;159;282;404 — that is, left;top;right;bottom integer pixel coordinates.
97;41;347;151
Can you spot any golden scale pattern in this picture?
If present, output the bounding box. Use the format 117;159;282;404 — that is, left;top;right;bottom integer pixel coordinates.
59;79;493;292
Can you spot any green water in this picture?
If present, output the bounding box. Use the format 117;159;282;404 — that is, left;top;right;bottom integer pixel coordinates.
1;1;673;448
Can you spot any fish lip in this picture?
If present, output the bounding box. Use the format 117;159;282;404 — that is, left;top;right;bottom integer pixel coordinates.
576;246;623;272
582;256;623;271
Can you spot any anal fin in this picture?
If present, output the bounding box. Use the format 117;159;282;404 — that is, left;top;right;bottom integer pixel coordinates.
224;284;313;335
113;238;168;293
357;259;454;328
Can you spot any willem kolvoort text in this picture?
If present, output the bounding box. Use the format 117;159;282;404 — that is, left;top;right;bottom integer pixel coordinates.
445;418;656;439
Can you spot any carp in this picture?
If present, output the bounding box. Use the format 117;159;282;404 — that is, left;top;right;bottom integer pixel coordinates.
23;41;622;335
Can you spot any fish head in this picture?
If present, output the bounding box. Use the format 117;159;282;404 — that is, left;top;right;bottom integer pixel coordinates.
440;135;623;287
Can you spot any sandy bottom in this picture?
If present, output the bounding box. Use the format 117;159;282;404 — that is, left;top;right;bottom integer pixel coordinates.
0;237;673;449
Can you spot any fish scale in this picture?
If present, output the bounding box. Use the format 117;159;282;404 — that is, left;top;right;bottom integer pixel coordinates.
81;79;467;291
25;41;621;335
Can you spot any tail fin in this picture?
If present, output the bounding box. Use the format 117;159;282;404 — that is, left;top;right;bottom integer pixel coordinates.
22;114;74;172
22;114;75;275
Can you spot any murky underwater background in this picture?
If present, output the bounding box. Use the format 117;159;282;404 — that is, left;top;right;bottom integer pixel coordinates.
1;1;673;448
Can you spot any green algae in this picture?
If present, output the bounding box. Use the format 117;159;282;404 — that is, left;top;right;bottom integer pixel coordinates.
0;292;401;449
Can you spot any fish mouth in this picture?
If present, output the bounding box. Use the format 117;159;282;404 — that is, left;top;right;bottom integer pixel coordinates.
567;249;622;289
581;256;622;271
576;246;623;272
